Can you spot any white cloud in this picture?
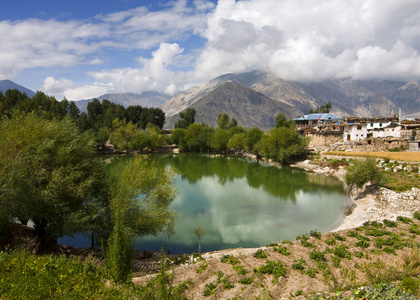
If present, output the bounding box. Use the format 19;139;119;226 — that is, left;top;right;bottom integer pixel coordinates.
41;76;75;94
63;83;113;101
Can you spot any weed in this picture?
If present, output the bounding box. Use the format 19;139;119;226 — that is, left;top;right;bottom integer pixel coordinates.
414;211;420;220
400;277;420;296
310;229;322;239
292;258;305;271
310;250;326;262
238;276;254;285
353;283;417;299
232;265;250;275
274;245;291;255
304;268;318;278
221;255;239;265
333;233;346;241
325;237;336;246
254;260;287;283
196;262;209;273
354;251;365;258
253;249;267;259
331;256;341;268
203;282;217;297
397;216;412;224
382;247;396;255
365;228;390;237
355;240;370;248
409;224;420;235
383;219;397;227
333;244;352;259
223;282;234;290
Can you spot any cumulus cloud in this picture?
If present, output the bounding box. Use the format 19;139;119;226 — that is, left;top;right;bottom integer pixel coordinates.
41;76;75;94
2;0;420;100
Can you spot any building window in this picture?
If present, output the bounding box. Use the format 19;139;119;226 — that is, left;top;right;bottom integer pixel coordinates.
357;125;362;130
380;123;382;127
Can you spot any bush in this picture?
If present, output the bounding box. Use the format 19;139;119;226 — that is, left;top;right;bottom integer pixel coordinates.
220;255;239;265
310;229;322;239
309;250;326;262
253;249;267;259
274;246;291;255
345;159;381;190
238;276;255;285
254;260;287;282
414;211;420;220
203;282;217;297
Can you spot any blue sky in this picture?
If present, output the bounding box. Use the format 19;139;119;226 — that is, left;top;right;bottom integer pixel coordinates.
1;0;420;100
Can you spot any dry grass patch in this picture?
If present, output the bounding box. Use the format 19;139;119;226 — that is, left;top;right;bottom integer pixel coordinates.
324;151;420;162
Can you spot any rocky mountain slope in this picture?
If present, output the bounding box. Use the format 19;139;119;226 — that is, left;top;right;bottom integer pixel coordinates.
160;71;420;129
165;82;298;130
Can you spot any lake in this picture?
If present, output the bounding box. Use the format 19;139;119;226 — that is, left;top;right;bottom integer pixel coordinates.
60;153;349;254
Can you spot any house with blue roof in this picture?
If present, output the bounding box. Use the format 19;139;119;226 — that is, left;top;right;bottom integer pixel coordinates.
293;113;343;129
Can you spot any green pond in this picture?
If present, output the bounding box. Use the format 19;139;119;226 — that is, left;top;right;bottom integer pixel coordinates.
61;153;349;254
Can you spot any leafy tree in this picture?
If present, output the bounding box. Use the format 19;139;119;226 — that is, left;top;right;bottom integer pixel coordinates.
275;112;294;128
212;128;230;152
246;127;263;154
194;227;207;254
308;102;332;114
68;101;80;121
184;123;214;152
0;112;107;252
109;155;178;237
227;133;246;151
175;108;196;129
109;118;137;153
345;159;381;192
165;217;176;254
169;128;187;149
260;126;309;164
217;113;230;129
87;99;104;129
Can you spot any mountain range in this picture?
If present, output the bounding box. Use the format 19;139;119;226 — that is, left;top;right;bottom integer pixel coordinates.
2;71;420;130
0;80;36;98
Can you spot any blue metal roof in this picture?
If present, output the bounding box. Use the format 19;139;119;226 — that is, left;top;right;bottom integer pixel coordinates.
293;113;343;121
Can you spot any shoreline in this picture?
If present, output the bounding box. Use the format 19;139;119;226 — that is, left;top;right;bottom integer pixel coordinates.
291;159;420;233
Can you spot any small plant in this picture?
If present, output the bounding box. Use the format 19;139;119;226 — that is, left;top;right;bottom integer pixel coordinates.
304;267;317;278
196;262;209;273
334;233;346;241
397;216;412;224
295;290;303;296
409;224;420;235
383;219;397;227
253;249;267;259
382;247;396;255
355;240;370;248
203;282;217;297
325;237;336;246
354;251;365;258
333;244;352;259
292;258;305;271
353;283;417;299
310;229;322;239
414;211;420;220
254;260;287;283
309;250;326;262
221;255;239;265
238;276;254;285
223;282;234;290
274;245;291;255
233;265;250;275
331;256;341;268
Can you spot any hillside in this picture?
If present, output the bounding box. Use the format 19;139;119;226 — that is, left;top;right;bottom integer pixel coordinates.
165;82;298;130
0;80;36;98
75;92;171;112
160;71;420;129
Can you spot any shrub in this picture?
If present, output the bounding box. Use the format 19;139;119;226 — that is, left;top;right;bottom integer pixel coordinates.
304;268;317;278
333;245;352;259
233;265;250;275
220;255;239;265
196;262;209;273
325;237;336;246
345;159;381;190
414;211;420;220
253;249;267;259
383;219;397;227
203;283;217;297
355;240;370;248
397;216;412;224
254;260;287;282
334;234;346;241
238;276;255;285
309;250;326;262
310;229;322;239
274;246;291;255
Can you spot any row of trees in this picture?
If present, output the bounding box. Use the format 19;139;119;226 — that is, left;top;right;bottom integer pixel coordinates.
170;112;309;164
0;89;165;133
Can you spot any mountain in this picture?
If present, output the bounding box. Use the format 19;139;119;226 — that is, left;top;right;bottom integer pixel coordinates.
75;92;171;112
0;80;36;98
165;81;298;130
160;71;420;129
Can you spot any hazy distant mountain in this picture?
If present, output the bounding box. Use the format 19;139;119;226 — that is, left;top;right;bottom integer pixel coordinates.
0;80;36;98
75;92;171;112
160;71;420;129
165;82;298;130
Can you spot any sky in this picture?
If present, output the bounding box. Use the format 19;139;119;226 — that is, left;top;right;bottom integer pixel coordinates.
1;0;420;101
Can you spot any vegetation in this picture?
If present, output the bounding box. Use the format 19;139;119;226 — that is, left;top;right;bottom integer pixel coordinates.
308;101;332;114
194;226;207;254
345;159;381;191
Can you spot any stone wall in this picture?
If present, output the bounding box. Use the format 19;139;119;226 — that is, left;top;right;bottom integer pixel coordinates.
306;132;343;147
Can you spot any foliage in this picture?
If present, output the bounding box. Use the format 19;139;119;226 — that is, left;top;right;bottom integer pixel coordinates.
308;102;332;114
260;126;309;163
310;250;326;262
220;255;239;265
175;108;196;129
254;260;287;282
332;245;352;259
184;123;214;152
203;282;217;296
274;112;294;128
212;128;231;152
345;159;381;190
196;262;209;273
310;229;322;239
227;133;246;151
0;250;144;299
0;112;108;251
238;276;255;285
253;249;267;259
274;245;291;255
233;265;250;275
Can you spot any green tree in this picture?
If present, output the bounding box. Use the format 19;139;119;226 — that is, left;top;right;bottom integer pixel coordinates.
260;127;309;164
275;112;294;128
212;128;230;152
169;128;187;149
345;159;381;192
194;227;207;254
0;112;107;251
227;133;246;151
165;218;176;254
109;118;137;153
184;123;214;152
217;113;230;129
246;127;263;154
175;108;196;129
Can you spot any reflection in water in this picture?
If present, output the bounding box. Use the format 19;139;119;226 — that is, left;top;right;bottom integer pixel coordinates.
62;154;347;253
135;154;347;254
